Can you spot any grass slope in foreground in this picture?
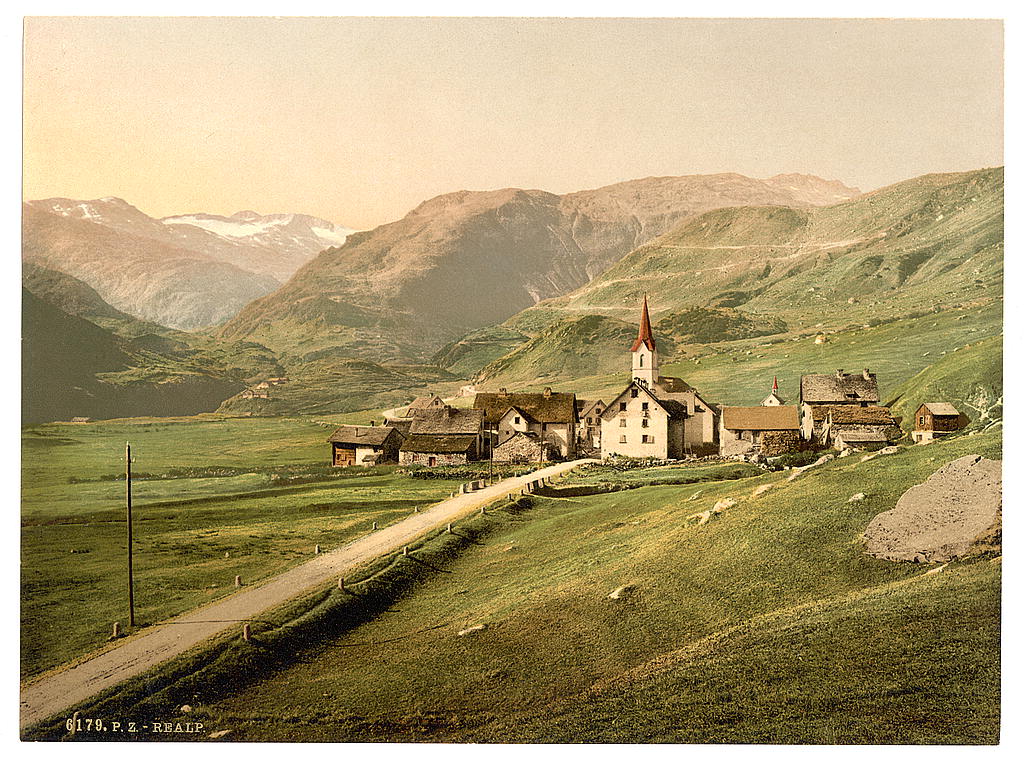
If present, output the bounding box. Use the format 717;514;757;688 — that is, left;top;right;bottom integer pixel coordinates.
184;428;999;743
21;415;463;678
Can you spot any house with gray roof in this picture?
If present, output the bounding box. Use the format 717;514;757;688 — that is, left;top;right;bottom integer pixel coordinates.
398;404;485;466
328;424;404;466
473;387;578;460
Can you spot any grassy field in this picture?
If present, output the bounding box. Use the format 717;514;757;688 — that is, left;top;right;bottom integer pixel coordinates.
150;427;1000;743
21;414;463;678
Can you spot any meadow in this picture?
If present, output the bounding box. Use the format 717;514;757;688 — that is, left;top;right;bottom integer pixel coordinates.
167;427;1001;743
21;414;462;678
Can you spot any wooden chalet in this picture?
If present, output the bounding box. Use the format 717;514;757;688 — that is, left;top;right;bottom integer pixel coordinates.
911;402;968;444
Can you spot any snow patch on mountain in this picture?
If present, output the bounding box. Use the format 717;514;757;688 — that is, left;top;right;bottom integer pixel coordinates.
163;215;283;239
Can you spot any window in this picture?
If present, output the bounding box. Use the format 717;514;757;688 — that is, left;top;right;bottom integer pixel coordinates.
919;415;925;426
587;417;593;425
631;388;639;398
619;402;627;412
619;435;627;443
639;354;644;366
619;418;626;427
642;401;649;410
595;408;602;415
542;424;547;431
641;435;654;444
641;419;649;428
514;416;521;424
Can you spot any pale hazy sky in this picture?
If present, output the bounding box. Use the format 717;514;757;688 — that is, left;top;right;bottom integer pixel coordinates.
23;17;1003;230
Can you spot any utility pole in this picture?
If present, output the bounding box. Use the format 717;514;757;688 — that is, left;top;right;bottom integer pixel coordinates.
126;442;135;628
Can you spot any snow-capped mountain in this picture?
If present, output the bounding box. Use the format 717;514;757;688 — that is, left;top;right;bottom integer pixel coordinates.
28;197;355;283
23;197;355;329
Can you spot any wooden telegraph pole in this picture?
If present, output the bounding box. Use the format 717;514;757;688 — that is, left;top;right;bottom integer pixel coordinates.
126;442;136;627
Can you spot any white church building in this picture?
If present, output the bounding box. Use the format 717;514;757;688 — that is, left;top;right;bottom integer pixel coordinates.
600;296;718;459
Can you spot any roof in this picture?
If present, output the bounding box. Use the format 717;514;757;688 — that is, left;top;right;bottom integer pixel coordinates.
577;399;606;418
836;428;891;443
800;371;879;404
473;391;577;425
810;405;897;426
630;295;657;352
655;376;693;393
327;425;398;447
400;434;476;454
722;406;800;431
410;406;483;435
921;402;961;416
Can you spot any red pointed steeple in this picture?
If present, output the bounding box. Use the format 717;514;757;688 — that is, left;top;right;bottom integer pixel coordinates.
772;376;779;392
630;294;656;352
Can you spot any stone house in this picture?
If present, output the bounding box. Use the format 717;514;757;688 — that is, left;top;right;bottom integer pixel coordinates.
328;425;404;466
398;434;477;467
804;404;901;448
911;402;968;444
719;406;801;457
799;369;880;440
473;388;578;460
398;405;484;466
600;296;718;459
492;431;557;464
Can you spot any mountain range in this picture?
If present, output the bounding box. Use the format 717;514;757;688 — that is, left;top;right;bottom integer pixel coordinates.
218;173;859;362
23;197;353;329
21;167;1003;423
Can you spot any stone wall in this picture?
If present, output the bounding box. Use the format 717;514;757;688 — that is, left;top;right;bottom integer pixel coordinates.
399;450;468;467
494;434;554;464
761;430;801;457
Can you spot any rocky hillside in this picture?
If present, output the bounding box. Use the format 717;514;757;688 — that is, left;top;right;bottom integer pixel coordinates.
219;173;859;363
23;198;353;329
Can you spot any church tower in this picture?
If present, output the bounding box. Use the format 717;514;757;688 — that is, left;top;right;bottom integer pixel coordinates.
631;295;659;388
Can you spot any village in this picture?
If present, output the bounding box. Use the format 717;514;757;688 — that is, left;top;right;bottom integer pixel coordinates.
326;297;969;470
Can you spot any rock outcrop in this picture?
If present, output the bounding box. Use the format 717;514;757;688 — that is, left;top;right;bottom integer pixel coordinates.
863;454;1001;562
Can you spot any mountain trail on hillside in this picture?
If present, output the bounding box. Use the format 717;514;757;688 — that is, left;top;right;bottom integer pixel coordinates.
863;454;1001;562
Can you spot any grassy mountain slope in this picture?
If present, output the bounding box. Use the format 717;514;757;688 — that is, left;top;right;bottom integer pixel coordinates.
474;307;786;388
886;334;1002;428
486;300;1001;413
22;289;246;424
219;174;859;363
505;168;1002;337
184;427;1000;743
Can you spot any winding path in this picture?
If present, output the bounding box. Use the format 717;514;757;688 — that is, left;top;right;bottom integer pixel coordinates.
21;459;594;730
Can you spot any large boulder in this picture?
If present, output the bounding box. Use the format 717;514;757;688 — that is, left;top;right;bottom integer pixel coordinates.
863;454;1001;562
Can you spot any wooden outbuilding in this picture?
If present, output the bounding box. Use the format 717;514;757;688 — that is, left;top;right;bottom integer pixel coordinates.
911;402;967;444
328;425;404;467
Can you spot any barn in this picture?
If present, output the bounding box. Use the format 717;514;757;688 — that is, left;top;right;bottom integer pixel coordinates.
328;425;404;467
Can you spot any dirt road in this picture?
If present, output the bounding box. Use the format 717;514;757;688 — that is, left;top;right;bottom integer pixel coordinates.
21;459;594;730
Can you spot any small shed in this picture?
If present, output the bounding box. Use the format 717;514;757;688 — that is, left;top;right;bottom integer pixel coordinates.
835;428;891;451
328;425;404;467
912;402;967;444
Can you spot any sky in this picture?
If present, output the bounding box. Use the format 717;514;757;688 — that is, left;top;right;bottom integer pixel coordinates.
23;16;1004;230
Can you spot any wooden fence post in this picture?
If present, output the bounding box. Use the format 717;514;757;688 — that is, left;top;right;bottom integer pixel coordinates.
235;575;242;588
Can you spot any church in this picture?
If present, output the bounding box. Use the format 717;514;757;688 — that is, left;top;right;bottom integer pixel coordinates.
600;297;718;459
